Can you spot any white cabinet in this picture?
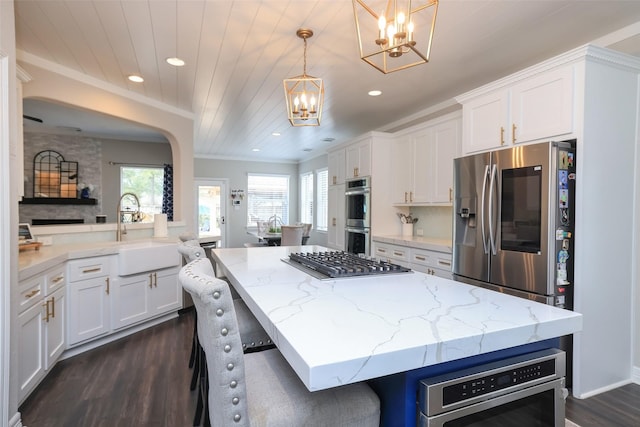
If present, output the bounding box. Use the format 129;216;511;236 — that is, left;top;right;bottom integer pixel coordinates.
459;65;574;154
17;265;66;403
67;256;113;346
112;266;181;330
345;138;371;179
392;114;461;205
409;248;452;279
372;240;452;279
327;184;345;250
328;149;346;186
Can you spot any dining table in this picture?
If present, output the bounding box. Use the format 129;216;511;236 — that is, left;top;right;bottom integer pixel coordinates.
210;245;582;427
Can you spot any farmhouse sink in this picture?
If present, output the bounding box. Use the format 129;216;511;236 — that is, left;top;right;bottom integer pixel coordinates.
117;240;180;275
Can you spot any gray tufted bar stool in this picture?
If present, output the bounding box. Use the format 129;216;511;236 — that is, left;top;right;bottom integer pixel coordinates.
180;258;381;427
178;241;273;426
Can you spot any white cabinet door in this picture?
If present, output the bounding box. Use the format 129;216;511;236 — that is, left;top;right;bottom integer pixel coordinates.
112;273;152;330
44;286;65;369
430;119;460;203
150;267;182;315
67;275;111;346
17;302;45;403
327;184;345;250
346;139;372;179
410;131;432;203
510;65;574;143
328;149;345;186
391;137;413;204
462;89;509;154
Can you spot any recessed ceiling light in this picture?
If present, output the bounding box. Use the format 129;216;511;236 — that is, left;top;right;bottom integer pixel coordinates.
128;74;144;83
166;57;185;67
252;148;261;152
368;90;382;96
272;132;281;137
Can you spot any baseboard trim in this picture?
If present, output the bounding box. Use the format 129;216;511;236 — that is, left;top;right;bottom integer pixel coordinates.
632;365;640;384
9;412;23;427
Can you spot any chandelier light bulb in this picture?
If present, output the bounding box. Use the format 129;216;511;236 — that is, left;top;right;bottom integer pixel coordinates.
300;93;308;111
293;96;300;114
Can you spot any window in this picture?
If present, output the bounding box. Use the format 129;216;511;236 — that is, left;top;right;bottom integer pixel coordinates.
120;166;164;223
300;172;314;225
247;174;289;227
316;169;328;231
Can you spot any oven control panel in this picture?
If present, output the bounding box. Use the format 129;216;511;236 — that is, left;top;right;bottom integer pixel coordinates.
418;348;565;416
442;358;556;405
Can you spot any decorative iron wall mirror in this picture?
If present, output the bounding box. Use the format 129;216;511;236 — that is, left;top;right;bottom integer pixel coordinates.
33;150;78;198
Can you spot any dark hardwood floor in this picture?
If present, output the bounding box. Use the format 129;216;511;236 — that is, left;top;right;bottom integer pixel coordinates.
20;309;640;426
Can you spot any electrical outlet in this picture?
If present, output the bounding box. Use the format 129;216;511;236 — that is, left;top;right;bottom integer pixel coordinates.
416;228;424;236
38;236;53;246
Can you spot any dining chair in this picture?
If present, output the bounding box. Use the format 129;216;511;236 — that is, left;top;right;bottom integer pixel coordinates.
280;225;304;246
179;258;381;427
178;241;273;426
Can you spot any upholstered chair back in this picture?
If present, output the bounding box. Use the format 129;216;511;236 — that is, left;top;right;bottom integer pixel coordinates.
178;239;206;261
280;225;304;246
180;258;250;427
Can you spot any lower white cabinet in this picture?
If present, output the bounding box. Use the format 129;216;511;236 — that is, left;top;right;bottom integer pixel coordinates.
17;265;66;403
67;256;113;346
372;240;452;279
111;266;181;330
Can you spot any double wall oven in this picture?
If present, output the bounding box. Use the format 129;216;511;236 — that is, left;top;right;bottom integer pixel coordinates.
345;177;370;255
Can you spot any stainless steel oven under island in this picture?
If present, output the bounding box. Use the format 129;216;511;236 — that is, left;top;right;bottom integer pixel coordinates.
210;245;582;427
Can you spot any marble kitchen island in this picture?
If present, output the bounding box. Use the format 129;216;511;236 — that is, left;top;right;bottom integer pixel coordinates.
211;245;582;426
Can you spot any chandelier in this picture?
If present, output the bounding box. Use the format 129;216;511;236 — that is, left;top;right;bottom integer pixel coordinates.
283;29;324;126
352;0;439;74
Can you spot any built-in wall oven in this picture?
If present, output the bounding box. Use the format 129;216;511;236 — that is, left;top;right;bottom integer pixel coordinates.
345;177;370;255
418;349;567;427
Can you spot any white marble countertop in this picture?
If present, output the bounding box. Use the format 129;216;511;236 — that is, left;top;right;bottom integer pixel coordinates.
18;237;179;280
372;235;452;253
211;245;582;391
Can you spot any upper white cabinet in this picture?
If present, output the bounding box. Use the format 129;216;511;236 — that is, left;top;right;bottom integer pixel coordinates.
392;113;461;205
345;138;372;179
328;149;345;186
459;64;574;154
327;184;345;250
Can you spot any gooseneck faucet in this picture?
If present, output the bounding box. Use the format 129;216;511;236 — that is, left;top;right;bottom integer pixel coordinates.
116;192;141;241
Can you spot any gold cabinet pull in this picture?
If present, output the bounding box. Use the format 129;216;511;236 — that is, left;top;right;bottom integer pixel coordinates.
393;251;403;257
332;217;336;226
404;192;408;203
409;192;413;203
154;272;158;288
42;299;51;322
415;256;426;261
82;267;101;274
449;188;453;202
500;127;505;145
52;275;64;284
105;277;110;295
51;296;55;318
512;123;517;143
149;273;154;289
25;289;39;298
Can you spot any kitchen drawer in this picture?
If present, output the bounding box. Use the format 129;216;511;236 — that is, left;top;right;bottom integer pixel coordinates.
18;276;44;313
45;267;66;295
373;243;409;263
67;256;113;283
410;249;452;271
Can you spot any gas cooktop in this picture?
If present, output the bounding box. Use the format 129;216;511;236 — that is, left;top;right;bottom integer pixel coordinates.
283;251;412;280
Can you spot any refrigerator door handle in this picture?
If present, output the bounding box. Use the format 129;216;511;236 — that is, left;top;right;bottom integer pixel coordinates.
481;164;490;254
488;163;498;255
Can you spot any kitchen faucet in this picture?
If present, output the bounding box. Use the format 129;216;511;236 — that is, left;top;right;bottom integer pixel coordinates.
116;192;141;241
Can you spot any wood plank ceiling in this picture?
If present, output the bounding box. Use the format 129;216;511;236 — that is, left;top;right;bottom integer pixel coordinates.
14;0;640;162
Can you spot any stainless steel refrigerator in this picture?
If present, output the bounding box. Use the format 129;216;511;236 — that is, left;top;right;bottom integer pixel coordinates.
452;140;576;309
